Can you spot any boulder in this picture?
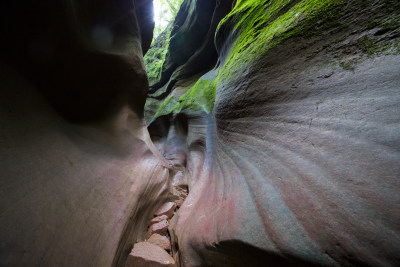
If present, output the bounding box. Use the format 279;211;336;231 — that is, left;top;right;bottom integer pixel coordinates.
148;220;169;237
125;242;175;267
174;198;184;208
150;215;169;225
148;234;171;251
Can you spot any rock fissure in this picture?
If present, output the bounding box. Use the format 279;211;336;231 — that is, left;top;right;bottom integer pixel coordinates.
1;0;399;266
125;166;190;267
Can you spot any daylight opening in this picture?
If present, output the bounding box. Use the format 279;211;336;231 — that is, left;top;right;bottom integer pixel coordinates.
153;0;183;38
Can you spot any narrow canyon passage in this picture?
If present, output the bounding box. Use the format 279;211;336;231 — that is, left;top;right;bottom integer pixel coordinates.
1;0;400;266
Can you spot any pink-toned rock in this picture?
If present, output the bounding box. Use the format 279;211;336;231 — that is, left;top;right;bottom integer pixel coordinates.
172;171;185;187
150;215;168;225
155;202;176;219
147;219;169;237
175;186;188;198
148;234;171;251
174;198;184;208
125;242;175;267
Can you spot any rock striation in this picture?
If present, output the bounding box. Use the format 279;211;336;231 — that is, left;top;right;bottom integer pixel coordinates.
147;0;400;266
0;0;400;266
0;0;168;266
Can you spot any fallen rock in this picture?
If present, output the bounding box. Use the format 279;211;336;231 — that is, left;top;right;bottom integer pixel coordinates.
174;198;184;208
148;234;171;251
148;219;169;237
175;186;188;198
150;214;168;225
155;202;176;219
125;242;175;267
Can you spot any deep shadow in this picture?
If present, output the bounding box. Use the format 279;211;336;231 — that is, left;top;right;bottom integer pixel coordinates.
148;115;171;141
198;240;329;267
174;113;189;136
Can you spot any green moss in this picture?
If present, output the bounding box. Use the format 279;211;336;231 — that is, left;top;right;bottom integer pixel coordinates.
339;61;355;72
154;77;218;117
154;0;345;120
218;0;345;82
144;25;173;86
365;19;381;29
152;0;399;121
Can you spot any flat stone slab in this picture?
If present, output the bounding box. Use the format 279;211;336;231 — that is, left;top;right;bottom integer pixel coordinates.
148;219;169;237
125;242;175;267
155;202;176;219
148;233;171;251
150;215;168;225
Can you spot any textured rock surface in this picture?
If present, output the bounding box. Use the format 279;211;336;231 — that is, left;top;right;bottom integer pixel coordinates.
150;0;400;266
148;220;169;237
148;234;171;251
1;0;400;266
149;0;235;93
125;242;175;267
150;215;169;225
0;0;169;266
144;0;235;121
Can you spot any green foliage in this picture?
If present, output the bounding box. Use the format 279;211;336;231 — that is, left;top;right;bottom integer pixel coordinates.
160;0;183;15
144;25;172;86
144;0;185;85
153;0;184;38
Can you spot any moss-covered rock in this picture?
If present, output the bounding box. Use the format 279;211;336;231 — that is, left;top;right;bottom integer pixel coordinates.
144;24;173;86
153;0;400;121
154;74;218;117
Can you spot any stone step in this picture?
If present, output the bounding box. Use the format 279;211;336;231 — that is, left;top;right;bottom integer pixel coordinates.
150;214;168;225
125;242;175;267
148;234;171;251
147;219;169;238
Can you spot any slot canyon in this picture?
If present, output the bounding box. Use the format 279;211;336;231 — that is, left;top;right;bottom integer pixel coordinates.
1;0;399;266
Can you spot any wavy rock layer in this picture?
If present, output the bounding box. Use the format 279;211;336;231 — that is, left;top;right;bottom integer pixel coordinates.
0;0;173;266
151;0;400;266
0;0;399;266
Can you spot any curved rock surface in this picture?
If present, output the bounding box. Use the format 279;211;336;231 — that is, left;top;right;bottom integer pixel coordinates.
150;0;400;266
0;0;170;266
0;0;400;266
149;0;235;94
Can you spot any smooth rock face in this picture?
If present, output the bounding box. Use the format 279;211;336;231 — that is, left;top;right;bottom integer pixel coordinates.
125;242;175;267
148;234;171;251
147;0;235;99
148;0;400;266
2;0;400;266
0;0;162;266
155;202;176;219
171;171;185;187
